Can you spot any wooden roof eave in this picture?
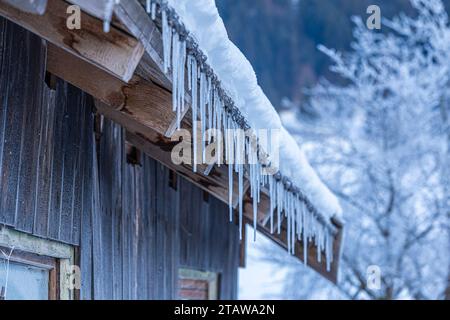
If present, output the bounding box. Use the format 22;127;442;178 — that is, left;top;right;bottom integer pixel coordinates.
0;0;343;283
111;0;345;283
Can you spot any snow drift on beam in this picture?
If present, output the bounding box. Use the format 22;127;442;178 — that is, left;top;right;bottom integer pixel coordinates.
141;0;342;270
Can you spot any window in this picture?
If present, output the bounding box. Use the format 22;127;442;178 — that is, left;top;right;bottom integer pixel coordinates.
178;268;219;300
0;247;58;300
0;227;74;300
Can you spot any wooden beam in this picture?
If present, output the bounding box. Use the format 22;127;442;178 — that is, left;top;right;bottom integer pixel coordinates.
0;0;144;82
113;0;168;86
243;191;343;284
114;0;191;136
47;43;177;136
1;0;47;14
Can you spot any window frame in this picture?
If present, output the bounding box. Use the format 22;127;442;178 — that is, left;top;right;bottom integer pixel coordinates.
0;245;59;300
178;268;220;300
0;226;74;300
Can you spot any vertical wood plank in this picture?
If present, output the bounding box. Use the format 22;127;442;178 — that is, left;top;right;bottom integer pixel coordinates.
0;19;41;226
33;85;56;237
14;35;46;233
80;126;94;300
58;84;81;242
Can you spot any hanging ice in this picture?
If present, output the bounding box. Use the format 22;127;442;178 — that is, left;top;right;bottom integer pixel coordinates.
154;1;338;270
162;9;171;74
189;56;199;173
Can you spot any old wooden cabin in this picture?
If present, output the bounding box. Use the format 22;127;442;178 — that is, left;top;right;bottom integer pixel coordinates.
0;0;343;300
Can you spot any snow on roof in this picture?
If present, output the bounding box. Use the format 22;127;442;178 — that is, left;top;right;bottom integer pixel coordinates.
166;0;342;220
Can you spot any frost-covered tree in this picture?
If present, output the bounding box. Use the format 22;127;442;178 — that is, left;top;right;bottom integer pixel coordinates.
265;0;450;299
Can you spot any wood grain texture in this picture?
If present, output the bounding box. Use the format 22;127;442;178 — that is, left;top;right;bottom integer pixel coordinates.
0;18;93;245
47;44;178;137
114;0;170;88
114;0;191;136
0;0;144;82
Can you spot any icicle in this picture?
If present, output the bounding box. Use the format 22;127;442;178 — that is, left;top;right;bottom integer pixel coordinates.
269;176;274;234
256;163;261;203
187;56;192;91
162;10;171;74
217;98;223;166
291;195;296;254
252;156;258;241
190;56;198;173
156;0;334;266
207;78;213;142
234;124;240;175
212;90;216;143
236;128;244;240
199;72;207;163
297;200;302;241
228;151;233;222
151;1;157;20
224;116;230;164
227;115;234;222
287;192;291;254
172;33;179;112
103;20;111;33
317;223;322;262
102;0;119;33
303;204;308;265
277;180;282;234
179;41;186;116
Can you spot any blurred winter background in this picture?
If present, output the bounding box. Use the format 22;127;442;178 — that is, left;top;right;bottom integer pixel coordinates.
216;0;450;299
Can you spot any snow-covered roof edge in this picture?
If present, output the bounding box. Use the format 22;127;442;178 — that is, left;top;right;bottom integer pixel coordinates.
143;0;343;270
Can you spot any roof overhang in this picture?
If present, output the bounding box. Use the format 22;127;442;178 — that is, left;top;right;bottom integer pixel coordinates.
0;0;344;283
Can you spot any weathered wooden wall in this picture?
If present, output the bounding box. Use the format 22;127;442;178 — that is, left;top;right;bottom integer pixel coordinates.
0;17;93;245
0;17;239;300
82;119;239;299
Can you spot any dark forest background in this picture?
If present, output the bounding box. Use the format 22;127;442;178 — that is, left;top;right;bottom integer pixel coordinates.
217;0;450;108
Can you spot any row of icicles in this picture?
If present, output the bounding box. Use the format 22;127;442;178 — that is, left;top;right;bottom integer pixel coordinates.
144;0;334;270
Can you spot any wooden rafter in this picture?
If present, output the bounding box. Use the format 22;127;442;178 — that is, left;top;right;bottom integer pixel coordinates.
47;44;179;136
113;0;191;136
0;0;144;82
